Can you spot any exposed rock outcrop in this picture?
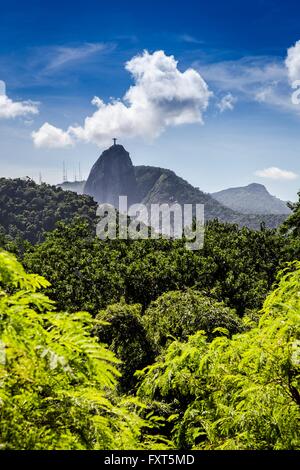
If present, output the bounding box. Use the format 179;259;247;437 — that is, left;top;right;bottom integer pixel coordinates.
84;144;138;206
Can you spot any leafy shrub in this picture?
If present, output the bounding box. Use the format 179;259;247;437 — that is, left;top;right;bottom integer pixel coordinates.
142;289;243;353
95;301;155;391
137;263;300;449
0;250;161;450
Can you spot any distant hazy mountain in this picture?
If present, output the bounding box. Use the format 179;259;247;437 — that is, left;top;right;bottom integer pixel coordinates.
135;165;232;218
211;183;291;215
57;181;86;195
135;167;287;229
57;146;289;230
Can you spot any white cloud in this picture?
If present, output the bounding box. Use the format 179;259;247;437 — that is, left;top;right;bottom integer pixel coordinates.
255;166;298;181
253;82;299;112
32;123;73;148
255;86;274;103
32;50;212;148
43;43;110;72
196;52;300;115
180;34;203;44
217;93;237;112
0;80;5;95
0;80;39;119
197;56;286;94
286;40;300;83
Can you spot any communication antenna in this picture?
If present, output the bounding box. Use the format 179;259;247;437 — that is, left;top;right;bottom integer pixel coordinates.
39;172;42;185
63;161;68;182
78;162;82;181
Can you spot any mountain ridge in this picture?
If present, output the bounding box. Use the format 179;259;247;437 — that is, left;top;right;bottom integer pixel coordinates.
134;166;287;229
58;145;289;230
212;183;290;215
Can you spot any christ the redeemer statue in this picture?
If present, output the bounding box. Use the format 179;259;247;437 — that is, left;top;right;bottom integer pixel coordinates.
113;138;117;146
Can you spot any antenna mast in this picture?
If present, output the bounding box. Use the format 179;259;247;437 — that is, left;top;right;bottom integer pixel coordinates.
63;161;68;182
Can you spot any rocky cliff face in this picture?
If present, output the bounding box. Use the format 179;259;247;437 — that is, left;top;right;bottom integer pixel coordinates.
82;145;288;230
84;144;138;206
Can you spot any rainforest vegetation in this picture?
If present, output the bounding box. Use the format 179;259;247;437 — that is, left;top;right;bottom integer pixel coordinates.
0;179;299;450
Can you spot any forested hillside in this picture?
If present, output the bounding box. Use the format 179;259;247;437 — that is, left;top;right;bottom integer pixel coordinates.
20;219;285;315
135;166;288;229
0;181;299;450
0;178;97;243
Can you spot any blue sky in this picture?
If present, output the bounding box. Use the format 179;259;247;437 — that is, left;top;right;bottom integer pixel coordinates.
1;0;300;200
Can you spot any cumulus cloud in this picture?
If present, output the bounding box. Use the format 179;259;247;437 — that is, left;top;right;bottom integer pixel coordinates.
286;40;300;83
255;167;298;181
217;93;237;112
32;123;73;148
32;50;212;148
0;80;39;119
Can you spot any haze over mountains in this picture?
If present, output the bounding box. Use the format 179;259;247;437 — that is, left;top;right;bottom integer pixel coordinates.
212;183;291;215
58;180;85;195
58;144;289;230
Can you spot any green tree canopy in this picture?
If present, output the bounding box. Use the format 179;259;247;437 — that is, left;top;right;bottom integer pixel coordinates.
137;262;300;450
0;250;165;450
23;219;285;316
95;301;155;391
0;178;97;244
142;289;243;353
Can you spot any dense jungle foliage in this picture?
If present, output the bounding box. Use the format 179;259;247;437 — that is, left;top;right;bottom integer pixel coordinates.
0;180;299;450
0;178;97;244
